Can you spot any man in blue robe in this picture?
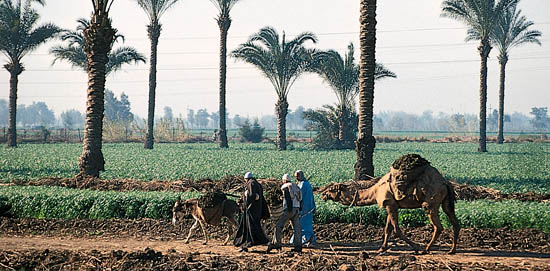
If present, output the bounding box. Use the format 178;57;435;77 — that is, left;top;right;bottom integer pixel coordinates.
291;170;316;247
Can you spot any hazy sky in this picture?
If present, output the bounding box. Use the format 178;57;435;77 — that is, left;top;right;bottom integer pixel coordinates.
1;0;549;119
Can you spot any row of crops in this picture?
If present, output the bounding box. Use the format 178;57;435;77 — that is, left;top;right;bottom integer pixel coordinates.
2;142;549;193
1;186;549;232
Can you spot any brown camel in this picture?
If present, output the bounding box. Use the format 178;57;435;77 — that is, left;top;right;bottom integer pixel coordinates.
320;166;460;254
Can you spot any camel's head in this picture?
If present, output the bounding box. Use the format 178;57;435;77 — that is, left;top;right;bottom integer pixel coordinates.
320;183;347;202
172;198;193;225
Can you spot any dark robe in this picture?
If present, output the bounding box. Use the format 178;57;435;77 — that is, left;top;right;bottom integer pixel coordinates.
234;179;270;248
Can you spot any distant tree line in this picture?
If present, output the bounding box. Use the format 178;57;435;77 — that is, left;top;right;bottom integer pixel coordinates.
2;97;547;134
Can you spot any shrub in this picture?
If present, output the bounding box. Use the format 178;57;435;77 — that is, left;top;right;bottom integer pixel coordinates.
239;119;265;143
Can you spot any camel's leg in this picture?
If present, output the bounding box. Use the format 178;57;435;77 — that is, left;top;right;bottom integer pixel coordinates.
378;213;394;253
425;207;443;253
185;220;199;244
388;206;422;253
198;219;209;245
442;198;460;254
224;215;238;246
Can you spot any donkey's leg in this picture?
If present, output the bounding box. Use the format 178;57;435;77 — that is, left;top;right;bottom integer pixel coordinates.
425;206;443;253
198;219;209;245
388;206;422;253
185;220;199;244
223;215;238;246
378;212;394;253
442;199;460;254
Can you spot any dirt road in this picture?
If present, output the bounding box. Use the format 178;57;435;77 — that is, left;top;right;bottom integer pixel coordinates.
1;218;550;270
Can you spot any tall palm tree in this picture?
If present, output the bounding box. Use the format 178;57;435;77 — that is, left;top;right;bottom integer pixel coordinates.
50;18;145;76
313;42;396;146
0;0;60;147
441;0;518;152
134;0;181;150
207;0;242;149
77;0;117;178
492;5;541;143
232;26;322;150
354;0;378;180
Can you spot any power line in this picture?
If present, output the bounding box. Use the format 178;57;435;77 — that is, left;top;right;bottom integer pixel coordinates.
15;55;550;73
4;66;549;95
25;38;550;57
123;23;550;40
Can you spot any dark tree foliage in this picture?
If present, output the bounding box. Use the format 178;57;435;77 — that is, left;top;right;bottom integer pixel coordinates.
239;119;264;143
303;105;358;150
530;107;549;131
104;90;133;123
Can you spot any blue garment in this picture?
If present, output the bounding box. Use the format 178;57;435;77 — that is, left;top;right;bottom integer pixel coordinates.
290;179;316;245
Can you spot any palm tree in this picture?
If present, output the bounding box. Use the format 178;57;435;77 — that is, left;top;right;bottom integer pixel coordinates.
134;0;181;150
232;26;322;150
441;0;518;152
207;0;242;149
492;5;541;143
77;0;117;178
313;42;396;147
354;0;378;180
50;18;145;76
0;0;60;147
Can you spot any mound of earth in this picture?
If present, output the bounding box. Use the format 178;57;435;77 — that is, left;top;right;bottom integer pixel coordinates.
319;179;550;203
10;176;550;202
4;247;540;271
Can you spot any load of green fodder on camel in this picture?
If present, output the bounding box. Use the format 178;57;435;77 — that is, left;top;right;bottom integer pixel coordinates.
391;154;431;184
197;191;227;208
391;153;430;171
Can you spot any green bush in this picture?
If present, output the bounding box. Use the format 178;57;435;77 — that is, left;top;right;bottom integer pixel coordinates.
239;119;265;143
0;186;199;220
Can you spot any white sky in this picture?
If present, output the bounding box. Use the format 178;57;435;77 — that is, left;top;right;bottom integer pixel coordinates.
1;0;549;119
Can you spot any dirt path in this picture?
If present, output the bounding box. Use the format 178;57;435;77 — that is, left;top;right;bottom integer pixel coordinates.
1;218;550;270
1;235;550;270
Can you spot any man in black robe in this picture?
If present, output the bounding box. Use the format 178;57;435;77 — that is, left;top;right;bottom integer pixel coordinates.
234;172;270;252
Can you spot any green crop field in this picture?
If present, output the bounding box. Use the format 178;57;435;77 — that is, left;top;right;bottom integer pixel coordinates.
1;186;549;232
1;142;549;193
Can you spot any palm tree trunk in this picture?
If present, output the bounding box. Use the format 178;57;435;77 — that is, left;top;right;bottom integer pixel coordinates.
218;17;231;148
477;39;491;152
145;22;161;150
6;63;23;147
354;0;377;180
78;15;115;178
497;54;508;144
276;99;288;150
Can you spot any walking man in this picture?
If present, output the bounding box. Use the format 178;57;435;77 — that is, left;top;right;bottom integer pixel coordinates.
267;173;302;253
292;170;316;247
234;172;270;252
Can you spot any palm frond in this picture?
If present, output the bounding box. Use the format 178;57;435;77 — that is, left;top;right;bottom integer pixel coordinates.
0;0;60;63
311;42;395;116
20;22;61;59
49;45;87;70
135;0;181;23
441;0;519;42
106;46;146;75
493;5;542;54
232;26;317;100
49;18;144;75
374;63;397;80
208;0;241;16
